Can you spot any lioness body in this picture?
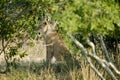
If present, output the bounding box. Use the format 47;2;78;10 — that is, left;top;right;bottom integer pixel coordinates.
37;20;72;64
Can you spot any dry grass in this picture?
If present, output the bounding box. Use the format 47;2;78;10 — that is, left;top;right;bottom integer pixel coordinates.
1;39;119;80
0;40;82;80
0;63;82;80
81;62;100;80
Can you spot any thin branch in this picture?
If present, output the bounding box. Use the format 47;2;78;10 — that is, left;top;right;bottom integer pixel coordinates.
0;40;10;55
67;34;88;56
67;34;105;80
67;34;118;80
99;36;111;62
0;38;9;73
86;38;117;80
87;57;106;80
105;62;120;76
86;38;96;54
86;37;117;79
88;53;117;80
99;36;120;76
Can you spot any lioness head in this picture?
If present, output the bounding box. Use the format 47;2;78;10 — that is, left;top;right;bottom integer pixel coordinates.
37;19;57;38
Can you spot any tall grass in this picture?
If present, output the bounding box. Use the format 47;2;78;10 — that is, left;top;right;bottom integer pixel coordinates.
0;40;120;80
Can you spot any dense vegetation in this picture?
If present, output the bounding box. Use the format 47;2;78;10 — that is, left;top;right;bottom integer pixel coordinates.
0;0;120;80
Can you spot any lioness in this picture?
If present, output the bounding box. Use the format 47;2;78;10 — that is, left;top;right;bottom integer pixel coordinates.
37;19;74;64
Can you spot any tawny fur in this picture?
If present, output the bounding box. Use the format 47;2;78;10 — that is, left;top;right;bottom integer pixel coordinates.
37;20;73;64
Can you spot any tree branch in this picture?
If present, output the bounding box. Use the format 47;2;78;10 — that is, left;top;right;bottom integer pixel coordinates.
67;34;118;80
0;40;10;55
99;36;111;62
99;36;120;76
86;38;96;54
87;57;105;80
67;34;105;80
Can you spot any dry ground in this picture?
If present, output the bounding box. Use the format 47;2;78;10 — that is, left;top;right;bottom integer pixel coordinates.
0;40;46;70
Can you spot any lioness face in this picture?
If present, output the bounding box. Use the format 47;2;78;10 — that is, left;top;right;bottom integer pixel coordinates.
37;20;57;37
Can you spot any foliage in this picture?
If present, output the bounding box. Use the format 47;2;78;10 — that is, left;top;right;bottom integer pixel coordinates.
0;0;120;78
43;0;120;54
52;0;120;37
1;0;120;46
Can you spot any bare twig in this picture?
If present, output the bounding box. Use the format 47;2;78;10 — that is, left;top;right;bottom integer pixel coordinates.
109;62;120;75
0;38;9;73
87;37;118;79
68;34;118;80
86;38;96;54
99;36;111;62
67;34;88;56
87;57;106;80
105;61;120;76
0;40;10;55
67;34;105;80
88;52;117;80
99;36;120;76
